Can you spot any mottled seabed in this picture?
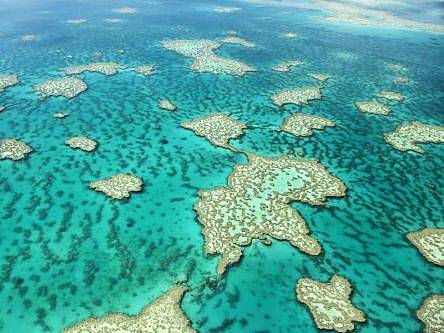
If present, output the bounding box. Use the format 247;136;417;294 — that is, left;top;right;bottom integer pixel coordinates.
0;0;443;332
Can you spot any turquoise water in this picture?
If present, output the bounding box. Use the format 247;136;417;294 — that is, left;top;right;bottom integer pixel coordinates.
0;0;443;332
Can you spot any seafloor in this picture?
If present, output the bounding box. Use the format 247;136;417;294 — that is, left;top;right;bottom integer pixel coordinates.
0;0;443;332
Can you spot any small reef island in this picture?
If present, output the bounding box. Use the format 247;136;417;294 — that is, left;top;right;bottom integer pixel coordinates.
0;139;33;160
271;87;323;106
63;286;195;333
278;113;335;137
407;228;444;267
89;174;143;200
35;77;88;99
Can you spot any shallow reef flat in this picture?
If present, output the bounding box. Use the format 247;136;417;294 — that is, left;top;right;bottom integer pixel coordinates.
181;113;246;150
65;136;98;152
272;61;304;72
0;106;5;112
89;174;143;200
63;286;195;333
0;74;18;92
355;101;391;115
315;0;444;34
376;91;405;102
279;113;335;137
220;37;256;48
35;77;88;99
384;121;444;153
284;32;301;38
212;6;241;13
62;63;125;76
271;87;322;106
416;295;444;333
296;275;366;332
66;19;87;24
0;139;33;161
113;7;137;14
393;77;409;83
407;228;443;267
162;39;256;76
195;154;346;275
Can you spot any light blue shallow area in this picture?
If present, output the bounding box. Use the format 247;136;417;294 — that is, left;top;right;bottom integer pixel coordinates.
0;0;443;332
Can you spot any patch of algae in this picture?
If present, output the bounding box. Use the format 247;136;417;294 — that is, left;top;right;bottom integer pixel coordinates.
417;295;444;333
89;174;143;200
63;286;196;333
62;63;125;76
0;74;18;92
272;61;304;72
162;39;256;76
296;275;366;332
384;121;444;153
195;154;346;275
279;113;335;137
181;113;246;151
355;102;391;115
376;91;405;102
271;87;322;106
35;77;88;99
220;37;256;48
407;228;444;267
65;136;98;152
0;139;33;161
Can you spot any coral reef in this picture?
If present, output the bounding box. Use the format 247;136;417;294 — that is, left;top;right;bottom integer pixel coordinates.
272;61;304;72
162;39;256;76
355;102;391;115
62;63;125;76
35;78;88;99
181;113;246;150
195;154;346;275
220;37;255;48
0;139;33;161
407;228;443;267
159;100;177;111
271;87;322;106
0;74;18;92
279;113;335;137
89;174;143;200
384;121;444;153
65;136;98;152
63;286;196;333
416;295;444;333
376;91;405;102
136;66;155;76
296;275;366;332
307;73;331;82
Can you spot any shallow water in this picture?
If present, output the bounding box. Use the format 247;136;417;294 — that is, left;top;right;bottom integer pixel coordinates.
0;0;443;332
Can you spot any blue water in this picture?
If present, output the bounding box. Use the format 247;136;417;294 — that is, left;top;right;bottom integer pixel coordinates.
0;0;443;332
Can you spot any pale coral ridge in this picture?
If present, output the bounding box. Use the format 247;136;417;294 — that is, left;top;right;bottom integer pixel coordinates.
181;113;246;149
407;228;444;267
0;139;33;161
272;61;304;72
296;275;366;332
162;39;256;76
136;66;155;76
315;0;444;34
89;174;143;200
35;78;88;99
307;74;331;82
0;75;19;92
384;121;444;153
63;286;196;333
377;91;405;102
416;295;444;333
63;63;125;76
279;113;335;137
271;88;322;106
159;100;177;111
213;6;241;13
355;102;391;115
65;136;98;152
195;155;346;275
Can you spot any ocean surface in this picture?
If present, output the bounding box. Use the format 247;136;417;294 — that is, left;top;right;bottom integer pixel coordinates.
0;0;443;332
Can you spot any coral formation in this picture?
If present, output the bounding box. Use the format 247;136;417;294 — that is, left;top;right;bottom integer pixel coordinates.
272;61;304;72
0;139;33;161
65;136;98;152
62;63;125;76
0;74;18;92
279;113;335;137
159;100;177;111
376;91;405;102
416;295;444;333
35;78;88;99
271;88;322;106
355;102;391;115
89;174;143;200
220;37;255;48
